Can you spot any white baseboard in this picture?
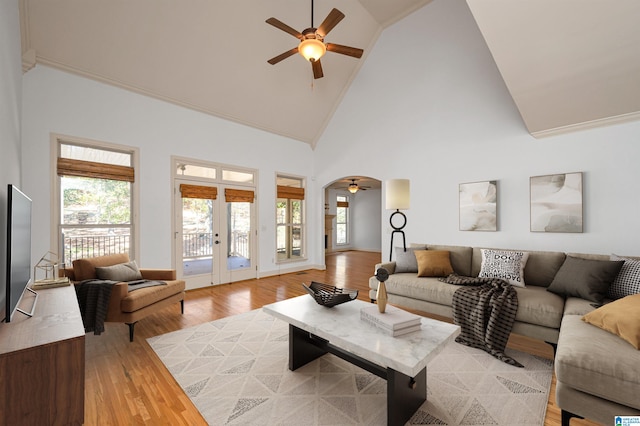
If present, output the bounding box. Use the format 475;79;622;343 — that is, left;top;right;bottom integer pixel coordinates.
258;263;326;279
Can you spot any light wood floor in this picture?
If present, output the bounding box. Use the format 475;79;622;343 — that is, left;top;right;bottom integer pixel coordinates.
83;250;600;425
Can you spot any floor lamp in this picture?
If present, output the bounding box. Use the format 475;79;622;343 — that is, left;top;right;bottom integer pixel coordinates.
385;179;410;261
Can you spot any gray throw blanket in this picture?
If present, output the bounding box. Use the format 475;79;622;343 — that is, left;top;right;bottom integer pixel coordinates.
75;279;166;335
439;273;522;367
75;279;117;335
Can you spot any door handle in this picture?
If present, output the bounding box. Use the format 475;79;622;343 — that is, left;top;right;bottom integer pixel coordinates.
215;240;220;244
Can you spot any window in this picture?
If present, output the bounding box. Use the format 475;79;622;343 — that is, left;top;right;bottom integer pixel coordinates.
55;138;137;264
276;175;305;262
336;195;349;245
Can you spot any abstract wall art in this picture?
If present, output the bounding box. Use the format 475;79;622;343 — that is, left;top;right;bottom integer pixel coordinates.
459;180;497;231
530;172;583;233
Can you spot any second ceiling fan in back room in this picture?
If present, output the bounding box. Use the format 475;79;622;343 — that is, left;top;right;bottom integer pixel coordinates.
266;0;364;79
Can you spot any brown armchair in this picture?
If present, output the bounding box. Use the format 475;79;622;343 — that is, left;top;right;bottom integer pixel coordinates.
64;253;185;341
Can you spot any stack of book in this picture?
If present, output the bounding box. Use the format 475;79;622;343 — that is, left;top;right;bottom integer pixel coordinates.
32;276;71;289
360;304;422;337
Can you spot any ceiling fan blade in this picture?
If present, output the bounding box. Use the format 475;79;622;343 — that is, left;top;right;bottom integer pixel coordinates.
326;43;363;58
312;59;324;79
316;8;345;37
268;47;299;65
266;17;303;39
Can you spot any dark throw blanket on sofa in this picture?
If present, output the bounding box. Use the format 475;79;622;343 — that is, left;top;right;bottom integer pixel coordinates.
75;279;167;335
439;273;522;367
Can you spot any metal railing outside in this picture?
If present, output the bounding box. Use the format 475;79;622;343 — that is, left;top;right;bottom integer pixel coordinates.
63;234;130;264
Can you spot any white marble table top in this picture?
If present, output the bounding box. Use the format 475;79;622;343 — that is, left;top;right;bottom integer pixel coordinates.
263;295;460;378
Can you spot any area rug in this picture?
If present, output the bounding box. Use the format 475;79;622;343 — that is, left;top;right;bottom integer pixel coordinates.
148;309;553;425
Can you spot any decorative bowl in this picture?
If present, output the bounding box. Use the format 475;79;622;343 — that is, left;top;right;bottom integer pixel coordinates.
302;281;358;308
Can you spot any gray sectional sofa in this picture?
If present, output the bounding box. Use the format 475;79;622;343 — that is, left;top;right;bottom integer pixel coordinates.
368;243;640;425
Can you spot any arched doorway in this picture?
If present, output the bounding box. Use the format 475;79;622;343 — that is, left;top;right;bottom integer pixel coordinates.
323;176;382;254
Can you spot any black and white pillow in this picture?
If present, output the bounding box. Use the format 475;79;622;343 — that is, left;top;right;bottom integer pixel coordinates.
478;249;529;287
608;254;640;299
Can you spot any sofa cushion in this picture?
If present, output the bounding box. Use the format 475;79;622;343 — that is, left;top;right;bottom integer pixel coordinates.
582;294;640;349
415;250;453;277
95;261;143;282
394;247;424;273
472;248;566;287
426;244;472;276
72;253;131;281
608;255;640;299
513;286;565;329
523;250;566;287
547;256;624;303
563;297;597;316
556;315;640;410
478;249;529;287
120;279;185;312
385;274;457;307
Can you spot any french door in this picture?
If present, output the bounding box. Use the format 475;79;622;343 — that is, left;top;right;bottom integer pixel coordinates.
174;180;256;290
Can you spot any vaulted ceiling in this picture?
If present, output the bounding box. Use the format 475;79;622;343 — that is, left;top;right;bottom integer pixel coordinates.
19;0;640;147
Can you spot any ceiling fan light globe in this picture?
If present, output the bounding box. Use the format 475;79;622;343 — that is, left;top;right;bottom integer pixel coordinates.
348;183;359;193
299;39;326;62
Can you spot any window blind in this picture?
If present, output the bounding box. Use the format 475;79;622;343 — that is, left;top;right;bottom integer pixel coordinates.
277;185;305;200
57;158;135;182
180;184;218;199
225;188;254;203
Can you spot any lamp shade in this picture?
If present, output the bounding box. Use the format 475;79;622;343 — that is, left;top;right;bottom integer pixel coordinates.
385;179;410;210
298;39;326;62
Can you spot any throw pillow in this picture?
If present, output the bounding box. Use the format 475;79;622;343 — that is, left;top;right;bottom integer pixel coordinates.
415;250;454;277
394;247;424;273
547;256;624;303
95;261;143;282
478;249;529;287
608;254;640;299
582;294;640;349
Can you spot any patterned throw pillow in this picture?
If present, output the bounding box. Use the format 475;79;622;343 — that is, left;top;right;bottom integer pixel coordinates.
478;249;529;287
608;254;640;299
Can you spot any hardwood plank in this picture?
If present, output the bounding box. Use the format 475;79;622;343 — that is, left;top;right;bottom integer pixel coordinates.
83;250;601;426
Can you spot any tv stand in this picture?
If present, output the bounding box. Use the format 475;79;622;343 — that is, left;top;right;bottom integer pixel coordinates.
0;284;85;425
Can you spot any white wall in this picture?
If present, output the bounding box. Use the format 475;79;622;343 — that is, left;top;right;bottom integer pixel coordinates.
0;0;23;311
21;66;319;275
351;189;382;252
315;0;640;257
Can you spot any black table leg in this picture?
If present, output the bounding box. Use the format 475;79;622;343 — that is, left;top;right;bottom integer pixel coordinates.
288;324;427;425
387;366;426;426
289;324;328;371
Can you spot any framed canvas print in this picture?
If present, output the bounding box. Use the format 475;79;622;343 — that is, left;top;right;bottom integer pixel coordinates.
530;172;583;232
459;180;497;231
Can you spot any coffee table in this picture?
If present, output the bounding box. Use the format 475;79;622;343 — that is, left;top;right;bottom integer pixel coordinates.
263;295;460;426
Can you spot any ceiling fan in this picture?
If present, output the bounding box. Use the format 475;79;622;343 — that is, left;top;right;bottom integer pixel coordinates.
343;179;369;193
266;0;364;79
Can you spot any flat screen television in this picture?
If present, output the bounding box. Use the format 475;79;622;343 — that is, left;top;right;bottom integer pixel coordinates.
4;184;33;323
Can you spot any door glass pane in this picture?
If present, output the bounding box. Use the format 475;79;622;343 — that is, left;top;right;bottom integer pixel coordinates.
182;197;213;276
176;163;217;179
292;225;302;258
222;169;254;184
227;202;251;270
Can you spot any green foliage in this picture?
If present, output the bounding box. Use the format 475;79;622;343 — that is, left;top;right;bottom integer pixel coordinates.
62;176;131;224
